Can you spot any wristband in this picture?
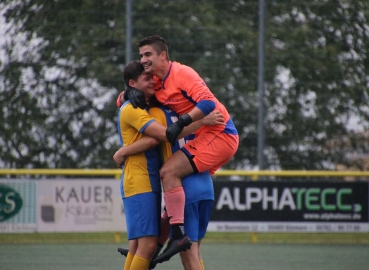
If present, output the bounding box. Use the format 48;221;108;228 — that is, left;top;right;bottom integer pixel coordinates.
176;114;193;128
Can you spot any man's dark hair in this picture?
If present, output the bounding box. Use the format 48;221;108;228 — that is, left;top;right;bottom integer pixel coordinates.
123;60;145;87
138;35;169;60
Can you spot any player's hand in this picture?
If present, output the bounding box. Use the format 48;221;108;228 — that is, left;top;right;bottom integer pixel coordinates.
148;95;161;107
113;148;126;168
202;110;224;126
166;114;193;146
124;87;147;109
116;91;125;108
166;123;183;146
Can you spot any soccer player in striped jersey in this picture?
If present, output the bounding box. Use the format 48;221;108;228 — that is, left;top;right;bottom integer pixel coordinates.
116;61;161;270
115;91;215;270
116;61;222;270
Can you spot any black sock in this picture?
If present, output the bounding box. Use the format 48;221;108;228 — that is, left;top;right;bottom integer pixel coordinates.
153;244;163;258
171;224;185;239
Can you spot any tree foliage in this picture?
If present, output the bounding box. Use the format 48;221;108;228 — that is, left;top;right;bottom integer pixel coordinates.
1;0;368;170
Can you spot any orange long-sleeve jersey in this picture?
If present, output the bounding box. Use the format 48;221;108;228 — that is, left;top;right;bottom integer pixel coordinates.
153;61;233;136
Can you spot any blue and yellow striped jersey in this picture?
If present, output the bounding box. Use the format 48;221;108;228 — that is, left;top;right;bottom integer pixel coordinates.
118;101;162;198
148;106;192;163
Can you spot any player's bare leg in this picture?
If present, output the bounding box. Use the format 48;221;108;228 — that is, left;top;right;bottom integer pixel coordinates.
129;236;157;270
160;149;194;225
154;150;194;264
180;242;202;270
121;239;138;270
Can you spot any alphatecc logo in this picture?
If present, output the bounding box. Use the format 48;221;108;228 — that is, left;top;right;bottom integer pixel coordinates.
0;184;23;222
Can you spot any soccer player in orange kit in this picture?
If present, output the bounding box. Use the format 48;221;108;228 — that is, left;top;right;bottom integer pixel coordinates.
124;35;239;264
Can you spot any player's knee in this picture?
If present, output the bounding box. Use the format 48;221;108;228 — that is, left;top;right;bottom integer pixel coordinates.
159;166;174;182
160;168;183;190
141;241;157;257
146;241;157;253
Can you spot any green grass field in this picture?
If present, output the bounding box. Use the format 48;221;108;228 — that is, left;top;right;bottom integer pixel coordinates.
1;233;369;270
1;232;369;244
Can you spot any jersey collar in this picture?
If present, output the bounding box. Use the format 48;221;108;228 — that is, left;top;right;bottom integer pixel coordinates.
160;61;172;89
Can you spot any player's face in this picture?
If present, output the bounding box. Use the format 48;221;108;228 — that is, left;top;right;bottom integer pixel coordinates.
139;45;162;75
132;72;155;99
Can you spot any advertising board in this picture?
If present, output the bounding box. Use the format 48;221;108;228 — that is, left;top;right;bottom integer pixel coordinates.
1;178;368;233
37;179;126;232
208;181;369;232
0;180;37;233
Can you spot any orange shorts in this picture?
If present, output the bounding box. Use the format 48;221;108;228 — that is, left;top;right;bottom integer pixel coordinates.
182;131;239;175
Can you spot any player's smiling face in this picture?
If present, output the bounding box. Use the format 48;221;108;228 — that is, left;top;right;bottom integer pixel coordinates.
132;72;155;99
139;45;161;75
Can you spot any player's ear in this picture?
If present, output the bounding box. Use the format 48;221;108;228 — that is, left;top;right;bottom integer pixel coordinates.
128;79;136;88
160;51;167;60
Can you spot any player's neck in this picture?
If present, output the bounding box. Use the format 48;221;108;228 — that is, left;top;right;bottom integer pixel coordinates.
156;61;171;81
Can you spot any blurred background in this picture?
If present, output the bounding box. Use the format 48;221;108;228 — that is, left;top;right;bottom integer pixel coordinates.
0;0;368;171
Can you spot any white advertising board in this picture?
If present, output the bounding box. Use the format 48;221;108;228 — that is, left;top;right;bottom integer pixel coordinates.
207;222;369;233
38;179;126;232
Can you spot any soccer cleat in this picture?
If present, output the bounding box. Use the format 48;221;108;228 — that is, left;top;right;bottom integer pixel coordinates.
153;236;192;264
148;245;162;269
118;246;159;269
117;247;129;257
148;261;157;270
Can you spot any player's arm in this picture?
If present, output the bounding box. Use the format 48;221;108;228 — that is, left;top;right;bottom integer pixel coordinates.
186;102;215;122
116;91;125;108
113;106;161;167
166;68;217;145
180;67;217;121
184;109;224;134
124;136;160;155
143;121;194;141
143;121;176;141
143;109;223;142
165;101;216;145
113;136;160;167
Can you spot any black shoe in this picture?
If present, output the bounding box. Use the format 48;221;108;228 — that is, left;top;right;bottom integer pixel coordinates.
117;247;129;257
148;261;157;270
153;236;192;264
148;245;162;269
118;246;159;269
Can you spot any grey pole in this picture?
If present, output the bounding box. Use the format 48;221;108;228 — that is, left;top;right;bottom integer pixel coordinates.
125;0;133;65
257;0;266;170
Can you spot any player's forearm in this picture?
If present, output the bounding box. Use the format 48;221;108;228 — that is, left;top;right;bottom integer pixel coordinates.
121;136;160;156
179;122;202;138
179;109;224;137
144;122;169;142
169;108;203;139
188;100;216;122
186;107;206;122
